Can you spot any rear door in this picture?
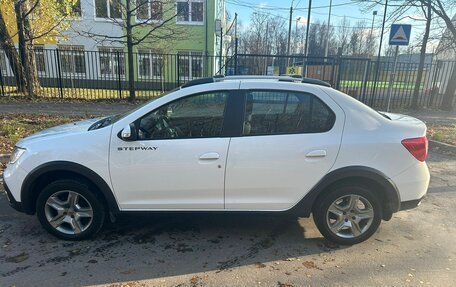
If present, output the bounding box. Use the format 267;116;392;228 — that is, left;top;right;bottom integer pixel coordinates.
225;82;345;210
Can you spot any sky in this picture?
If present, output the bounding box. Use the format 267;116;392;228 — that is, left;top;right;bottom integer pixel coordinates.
225;0;452;53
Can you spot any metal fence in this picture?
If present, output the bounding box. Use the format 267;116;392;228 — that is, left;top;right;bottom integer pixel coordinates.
1;48;455;110
228;53;456;110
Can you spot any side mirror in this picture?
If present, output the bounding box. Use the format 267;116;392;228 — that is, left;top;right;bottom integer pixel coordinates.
120;123;137;141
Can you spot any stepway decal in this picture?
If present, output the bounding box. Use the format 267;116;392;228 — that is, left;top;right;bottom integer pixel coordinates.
118;146;158;151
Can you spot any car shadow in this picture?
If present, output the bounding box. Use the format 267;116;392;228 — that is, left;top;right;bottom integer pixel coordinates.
0;194;349;286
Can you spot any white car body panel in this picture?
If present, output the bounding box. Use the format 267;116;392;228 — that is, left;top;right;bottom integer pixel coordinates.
4;121;115;205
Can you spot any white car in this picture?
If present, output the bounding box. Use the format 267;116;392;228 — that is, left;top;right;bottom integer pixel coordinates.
3;76;430;245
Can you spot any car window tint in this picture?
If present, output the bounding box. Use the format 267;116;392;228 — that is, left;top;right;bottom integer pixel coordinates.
138;92;227;140
243;90;335;136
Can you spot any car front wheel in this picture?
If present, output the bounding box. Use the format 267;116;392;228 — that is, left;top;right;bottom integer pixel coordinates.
313;184;382;245
36;179;105;240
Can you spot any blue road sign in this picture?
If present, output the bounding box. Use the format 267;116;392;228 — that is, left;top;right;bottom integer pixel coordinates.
389;24;412;46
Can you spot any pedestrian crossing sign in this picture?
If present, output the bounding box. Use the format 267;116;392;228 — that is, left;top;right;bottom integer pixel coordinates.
389;24;412;46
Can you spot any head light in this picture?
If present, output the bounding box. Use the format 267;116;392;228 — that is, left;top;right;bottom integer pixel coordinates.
9;147;26;164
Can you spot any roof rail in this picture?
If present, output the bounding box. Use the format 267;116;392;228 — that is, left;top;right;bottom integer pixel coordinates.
301;78;331;87
181;75;224;88
180;75;331;88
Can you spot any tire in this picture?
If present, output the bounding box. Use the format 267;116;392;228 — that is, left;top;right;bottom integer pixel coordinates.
36;179;105;240
313;184;382;245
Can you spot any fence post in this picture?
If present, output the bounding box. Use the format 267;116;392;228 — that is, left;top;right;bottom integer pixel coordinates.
234;38;238;75
116;51;122;99
176;54;180;86
0;61;5;97
360;60;371;103
55;49;64;99
335;56;342;91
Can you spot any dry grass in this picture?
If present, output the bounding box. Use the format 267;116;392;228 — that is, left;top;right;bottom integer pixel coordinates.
427;123;456;145
0;114;84;154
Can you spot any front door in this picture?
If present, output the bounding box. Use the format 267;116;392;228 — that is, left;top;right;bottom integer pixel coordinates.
109;91;231;210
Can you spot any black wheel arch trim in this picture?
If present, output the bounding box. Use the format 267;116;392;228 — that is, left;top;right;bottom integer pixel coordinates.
20;161;120;215
287;166;401;219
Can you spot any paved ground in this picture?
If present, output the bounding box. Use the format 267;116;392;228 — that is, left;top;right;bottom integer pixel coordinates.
0;150;455;287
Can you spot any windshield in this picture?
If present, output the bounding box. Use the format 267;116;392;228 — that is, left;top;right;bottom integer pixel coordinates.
88;88;179;131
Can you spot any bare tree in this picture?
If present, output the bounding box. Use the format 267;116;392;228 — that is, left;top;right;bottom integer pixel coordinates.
14;0;40;97
422;0;456;111
79;0;187;101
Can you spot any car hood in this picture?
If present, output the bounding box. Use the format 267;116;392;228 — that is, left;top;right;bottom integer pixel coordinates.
16;117;103;147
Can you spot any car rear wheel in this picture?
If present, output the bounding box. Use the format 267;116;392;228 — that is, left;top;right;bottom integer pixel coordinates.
313;184;382;245
36;179;105;240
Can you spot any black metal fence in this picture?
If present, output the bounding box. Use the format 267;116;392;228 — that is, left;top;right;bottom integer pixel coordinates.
1;48;455;110
229;53;456;110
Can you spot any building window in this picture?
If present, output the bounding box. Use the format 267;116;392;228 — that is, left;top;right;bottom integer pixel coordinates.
138;49;163;79
58;45;86;76
99;47;125;78
136;0;162;22
178;51;203;79
34;46;46;75
95;0;122;19
72;0;82;17
177;0;204;24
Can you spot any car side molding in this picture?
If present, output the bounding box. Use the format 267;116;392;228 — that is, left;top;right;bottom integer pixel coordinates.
287;166;401;220
20;161;120;215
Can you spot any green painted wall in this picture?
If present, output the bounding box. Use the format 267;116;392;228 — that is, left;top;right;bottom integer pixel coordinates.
122;0;220;83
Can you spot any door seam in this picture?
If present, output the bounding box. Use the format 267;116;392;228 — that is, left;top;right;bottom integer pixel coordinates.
223;137;232;209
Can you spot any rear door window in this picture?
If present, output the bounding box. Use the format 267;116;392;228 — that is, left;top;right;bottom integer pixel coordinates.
243;90;335;136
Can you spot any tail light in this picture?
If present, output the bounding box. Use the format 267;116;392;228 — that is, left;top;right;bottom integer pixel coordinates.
401;136;428;162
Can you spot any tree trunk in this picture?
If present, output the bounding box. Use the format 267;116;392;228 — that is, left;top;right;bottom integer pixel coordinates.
126;0;135;102
440;65;456;111
0;11;27;93
14;0;40;97
411;0;431;110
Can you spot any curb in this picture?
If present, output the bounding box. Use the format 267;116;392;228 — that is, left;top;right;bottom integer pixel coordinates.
429;140;456;157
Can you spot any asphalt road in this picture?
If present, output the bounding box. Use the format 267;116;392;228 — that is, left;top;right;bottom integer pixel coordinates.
0;151;455;287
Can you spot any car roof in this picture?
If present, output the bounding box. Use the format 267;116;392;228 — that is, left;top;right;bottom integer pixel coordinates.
181;76;331;89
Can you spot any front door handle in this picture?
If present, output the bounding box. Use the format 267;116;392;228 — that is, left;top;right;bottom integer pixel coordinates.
199;152;220;160
306;150;327;158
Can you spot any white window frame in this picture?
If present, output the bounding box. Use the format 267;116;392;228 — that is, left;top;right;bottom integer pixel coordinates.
176;0;204;25
178;51;203;80
137;49;163;79
94;0;122;21
58;45;87;77
98;47;125;78
135;0;163;24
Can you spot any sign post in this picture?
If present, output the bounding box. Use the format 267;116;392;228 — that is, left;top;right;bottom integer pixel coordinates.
386;24;411;112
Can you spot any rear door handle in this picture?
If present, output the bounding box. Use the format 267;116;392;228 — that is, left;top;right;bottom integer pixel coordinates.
306;150;327;158
199;152;220;160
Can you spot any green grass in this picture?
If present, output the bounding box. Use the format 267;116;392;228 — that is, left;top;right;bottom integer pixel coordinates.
1;85;164;101
340;80;422;90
